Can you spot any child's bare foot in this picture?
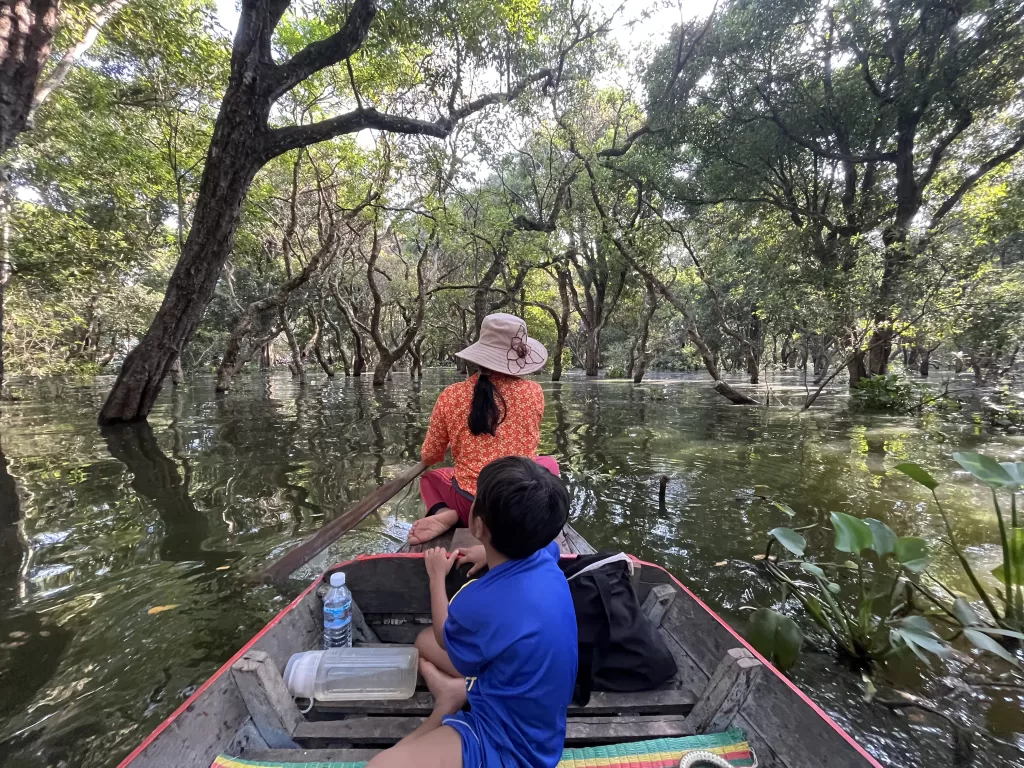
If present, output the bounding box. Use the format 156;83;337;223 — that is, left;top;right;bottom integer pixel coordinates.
419;659;467;714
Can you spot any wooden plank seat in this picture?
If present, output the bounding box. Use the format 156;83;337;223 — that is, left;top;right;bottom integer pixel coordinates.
312;688;697;717
293;714;695;747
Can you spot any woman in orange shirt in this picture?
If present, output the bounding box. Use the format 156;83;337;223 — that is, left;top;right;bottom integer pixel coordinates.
407;313;559;545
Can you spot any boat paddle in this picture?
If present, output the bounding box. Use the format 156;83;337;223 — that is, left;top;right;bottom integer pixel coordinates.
258;461;427;583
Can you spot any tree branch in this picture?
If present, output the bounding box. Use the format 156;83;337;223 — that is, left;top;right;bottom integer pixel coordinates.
29;0;129;120
929;131;1024;226
263;68;553;159
267;0;377;102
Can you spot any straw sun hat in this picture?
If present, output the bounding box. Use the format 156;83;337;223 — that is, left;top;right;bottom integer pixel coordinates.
455;313;548;376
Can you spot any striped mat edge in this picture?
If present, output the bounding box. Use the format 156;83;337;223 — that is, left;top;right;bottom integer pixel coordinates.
212;728;753;768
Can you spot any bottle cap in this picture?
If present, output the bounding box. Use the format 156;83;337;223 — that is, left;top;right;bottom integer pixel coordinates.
330;572;346;587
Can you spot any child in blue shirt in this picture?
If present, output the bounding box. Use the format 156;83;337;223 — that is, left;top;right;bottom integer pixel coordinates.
367;456;578;768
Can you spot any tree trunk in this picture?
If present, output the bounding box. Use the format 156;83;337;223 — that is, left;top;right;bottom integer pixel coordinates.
583;329;600;376
746;349;759;385
280;306;304;383
98;7;289;423
0;0;59;158
313;339;334;377
170;357;184;387
372;353;394;386
410;337;423;378
632;279;656;384
99;124;265;419
919;349;931;377
260;343;271;370
847;352;868;387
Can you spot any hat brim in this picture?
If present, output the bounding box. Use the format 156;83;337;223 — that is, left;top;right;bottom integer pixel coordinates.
455;336;548;376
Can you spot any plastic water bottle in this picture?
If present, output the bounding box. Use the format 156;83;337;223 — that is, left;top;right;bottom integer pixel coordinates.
323;571;352;649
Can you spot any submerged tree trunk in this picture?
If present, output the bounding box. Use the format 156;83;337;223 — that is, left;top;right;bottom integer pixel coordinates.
632;279;657;383
919;349;931;377
280;306;305;383
170;357;184;387
99;65;268;421
410;336;424;378
313;339;334;377
847;352;868;387
583;329;601;377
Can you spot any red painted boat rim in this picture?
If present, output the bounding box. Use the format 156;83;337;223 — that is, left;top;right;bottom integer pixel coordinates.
119;552;882;768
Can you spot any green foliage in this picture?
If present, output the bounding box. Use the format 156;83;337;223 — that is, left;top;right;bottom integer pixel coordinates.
850;374;917;412
754;490;1021;670
898;457;1024;634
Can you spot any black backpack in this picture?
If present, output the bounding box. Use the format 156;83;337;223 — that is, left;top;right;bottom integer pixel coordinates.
559;552;678;705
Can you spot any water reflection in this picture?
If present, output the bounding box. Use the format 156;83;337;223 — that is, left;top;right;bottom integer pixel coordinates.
0;442;23;606
102;424;236;566
0;371;1021;767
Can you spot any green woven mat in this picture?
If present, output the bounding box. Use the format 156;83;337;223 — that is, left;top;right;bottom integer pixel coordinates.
213;727;753;768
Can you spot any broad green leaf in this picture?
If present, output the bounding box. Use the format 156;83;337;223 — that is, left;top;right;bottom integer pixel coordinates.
770;501;796;518
953;452;1015;488
769;527;806;556
892;616;950;661
894;537;931;572
747;608;777;658
830;512;873;555
992;529;1024;585
800;562;825;578
894;462;938;490
975;627;1024;640
774;612;804;671
964;628;1021;668
865;518;897;557
827;582;841;594
951;598;982;627
999;463;1024;488
899;615;940;636
747;608;803;672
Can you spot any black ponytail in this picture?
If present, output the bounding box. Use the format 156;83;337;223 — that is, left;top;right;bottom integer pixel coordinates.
468;368;506;436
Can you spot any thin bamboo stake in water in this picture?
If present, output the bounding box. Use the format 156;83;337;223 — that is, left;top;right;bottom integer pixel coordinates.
258;461;427;583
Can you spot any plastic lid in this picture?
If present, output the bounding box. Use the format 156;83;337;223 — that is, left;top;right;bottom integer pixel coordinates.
283;651;321;700
330;572;346;587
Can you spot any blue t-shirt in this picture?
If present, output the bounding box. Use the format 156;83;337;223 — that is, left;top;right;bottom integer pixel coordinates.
442;541;577;768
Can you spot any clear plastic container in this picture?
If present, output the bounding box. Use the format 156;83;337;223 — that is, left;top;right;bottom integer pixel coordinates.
283;647;419;702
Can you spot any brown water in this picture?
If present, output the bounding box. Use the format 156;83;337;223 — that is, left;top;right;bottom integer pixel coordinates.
0;371;1022;767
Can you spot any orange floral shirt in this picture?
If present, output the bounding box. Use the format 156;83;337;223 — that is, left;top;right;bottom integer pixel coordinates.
421;373;545;495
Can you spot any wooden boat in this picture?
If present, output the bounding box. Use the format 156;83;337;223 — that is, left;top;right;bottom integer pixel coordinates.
119;526;882;768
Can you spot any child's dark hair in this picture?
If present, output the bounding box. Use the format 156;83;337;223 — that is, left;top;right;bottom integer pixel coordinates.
468;368;506;436
473;456;569;559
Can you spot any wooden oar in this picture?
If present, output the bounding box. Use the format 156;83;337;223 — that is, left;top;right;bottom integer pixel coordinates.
259;461;427;583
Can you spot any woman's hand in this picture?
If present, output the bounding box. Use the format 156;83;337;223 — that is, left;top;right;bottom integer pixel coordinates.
456;545;488;577
424;547;458;584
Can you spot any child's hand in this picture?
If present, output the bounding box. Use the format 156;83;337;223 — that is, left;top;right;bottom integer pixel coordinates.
456;545;488;576
424;547;458;583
